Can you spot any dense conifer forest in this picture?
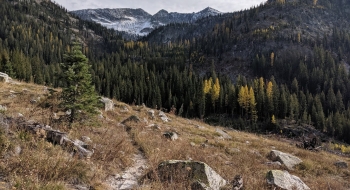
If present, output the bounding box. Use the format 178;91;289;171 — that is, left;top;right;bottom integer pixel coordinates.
1;0;350;143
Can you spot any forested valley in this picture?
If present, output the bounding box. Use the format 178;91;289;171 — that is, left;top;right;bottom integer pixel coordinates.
1;0;350;144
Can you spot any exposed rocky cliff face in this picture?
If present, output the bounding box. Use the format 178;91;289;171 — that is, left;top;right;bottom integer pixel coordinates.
71;7;222;39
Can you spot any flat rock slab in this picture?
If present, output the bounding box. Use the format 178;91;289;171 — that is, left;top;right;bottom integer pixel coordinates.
267;170;310;190
269;150;302;170
156;160;226;190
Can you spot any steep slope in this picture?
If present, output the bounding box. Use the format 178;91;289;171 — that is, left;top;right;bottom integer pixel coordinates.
0;80;349;189
71;7;222;39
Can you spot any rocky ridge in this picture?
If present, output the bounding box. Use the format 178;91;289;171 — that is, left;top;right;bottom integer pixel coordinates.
71;7;222;39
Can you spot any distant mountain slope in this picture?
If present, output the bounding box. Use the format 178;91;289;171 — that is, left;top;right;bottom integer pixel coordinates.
144;0;350;80
71;7;222;39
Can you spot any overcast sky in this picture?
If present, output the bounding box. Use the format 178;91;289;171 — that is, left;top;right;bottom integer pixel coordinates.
53;0;267;14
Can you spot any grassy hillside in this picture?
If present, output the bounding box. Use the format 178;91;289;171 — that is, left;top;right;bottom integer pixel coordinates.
0;80;349;189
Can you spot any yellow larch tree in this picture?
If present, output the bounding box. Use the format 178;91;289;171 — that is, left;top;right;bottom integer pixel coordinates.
211;78;220;102
266;81;273;100
249;87;258;122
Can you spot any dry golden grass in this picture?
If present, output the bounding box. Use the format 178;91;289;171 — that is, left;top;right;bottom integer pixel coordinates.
0;80;350;189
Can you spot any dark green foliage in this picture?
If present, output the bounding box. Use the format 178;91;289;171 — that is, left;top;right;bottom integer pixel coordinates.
60;43;99;124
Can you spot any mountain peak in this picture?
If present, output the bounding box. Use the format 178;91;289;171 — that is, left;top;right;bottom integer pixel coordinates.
71;7;222;39
154;9;169;16
200;7;221;14
157;9;169;14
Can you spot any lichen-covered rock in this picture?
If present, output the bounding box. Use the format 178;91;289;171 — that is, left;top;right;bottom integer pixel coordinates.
269;150;302;170
267;170;310;190
156;160;226;190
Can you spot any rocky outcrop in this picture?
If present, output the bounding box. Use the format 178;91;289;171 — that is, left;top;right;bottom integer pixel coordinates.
266;170;310;190
269;150;302;170
163;131;178;141
155;160;226;190
0;72;10;83
22;122;93;159
159;111;171;122
100;97;114;111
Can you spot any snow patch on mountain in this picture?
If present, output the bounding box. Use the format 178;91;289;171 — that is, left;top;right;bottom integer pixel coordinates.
71;7;222;38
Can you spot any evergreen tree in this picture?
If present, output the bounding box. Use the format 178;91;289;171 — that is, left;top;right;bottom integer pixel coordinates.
60;43;99;124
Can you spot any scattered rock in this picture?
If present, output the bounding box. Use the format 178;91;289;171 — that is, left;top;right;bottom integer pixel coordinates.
232;175;243;190
159;111;166;117
65;109;71;115
148;110;155;119
163;131;178;141
14;146;22;156
159;111;171;122
334;161;348;169
20;122;93;159
18;113;24;117
52;112;60;120
195;125;206;130
266;170;310;190
269;150;302;170
154;160;227;190
121;115;141;124
160;116;169;122
122;106;129;112
216;128;232;139
190;142;196;147
0;72;10;83
146;124;161;130
100;97;114;111
81;136;92;144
